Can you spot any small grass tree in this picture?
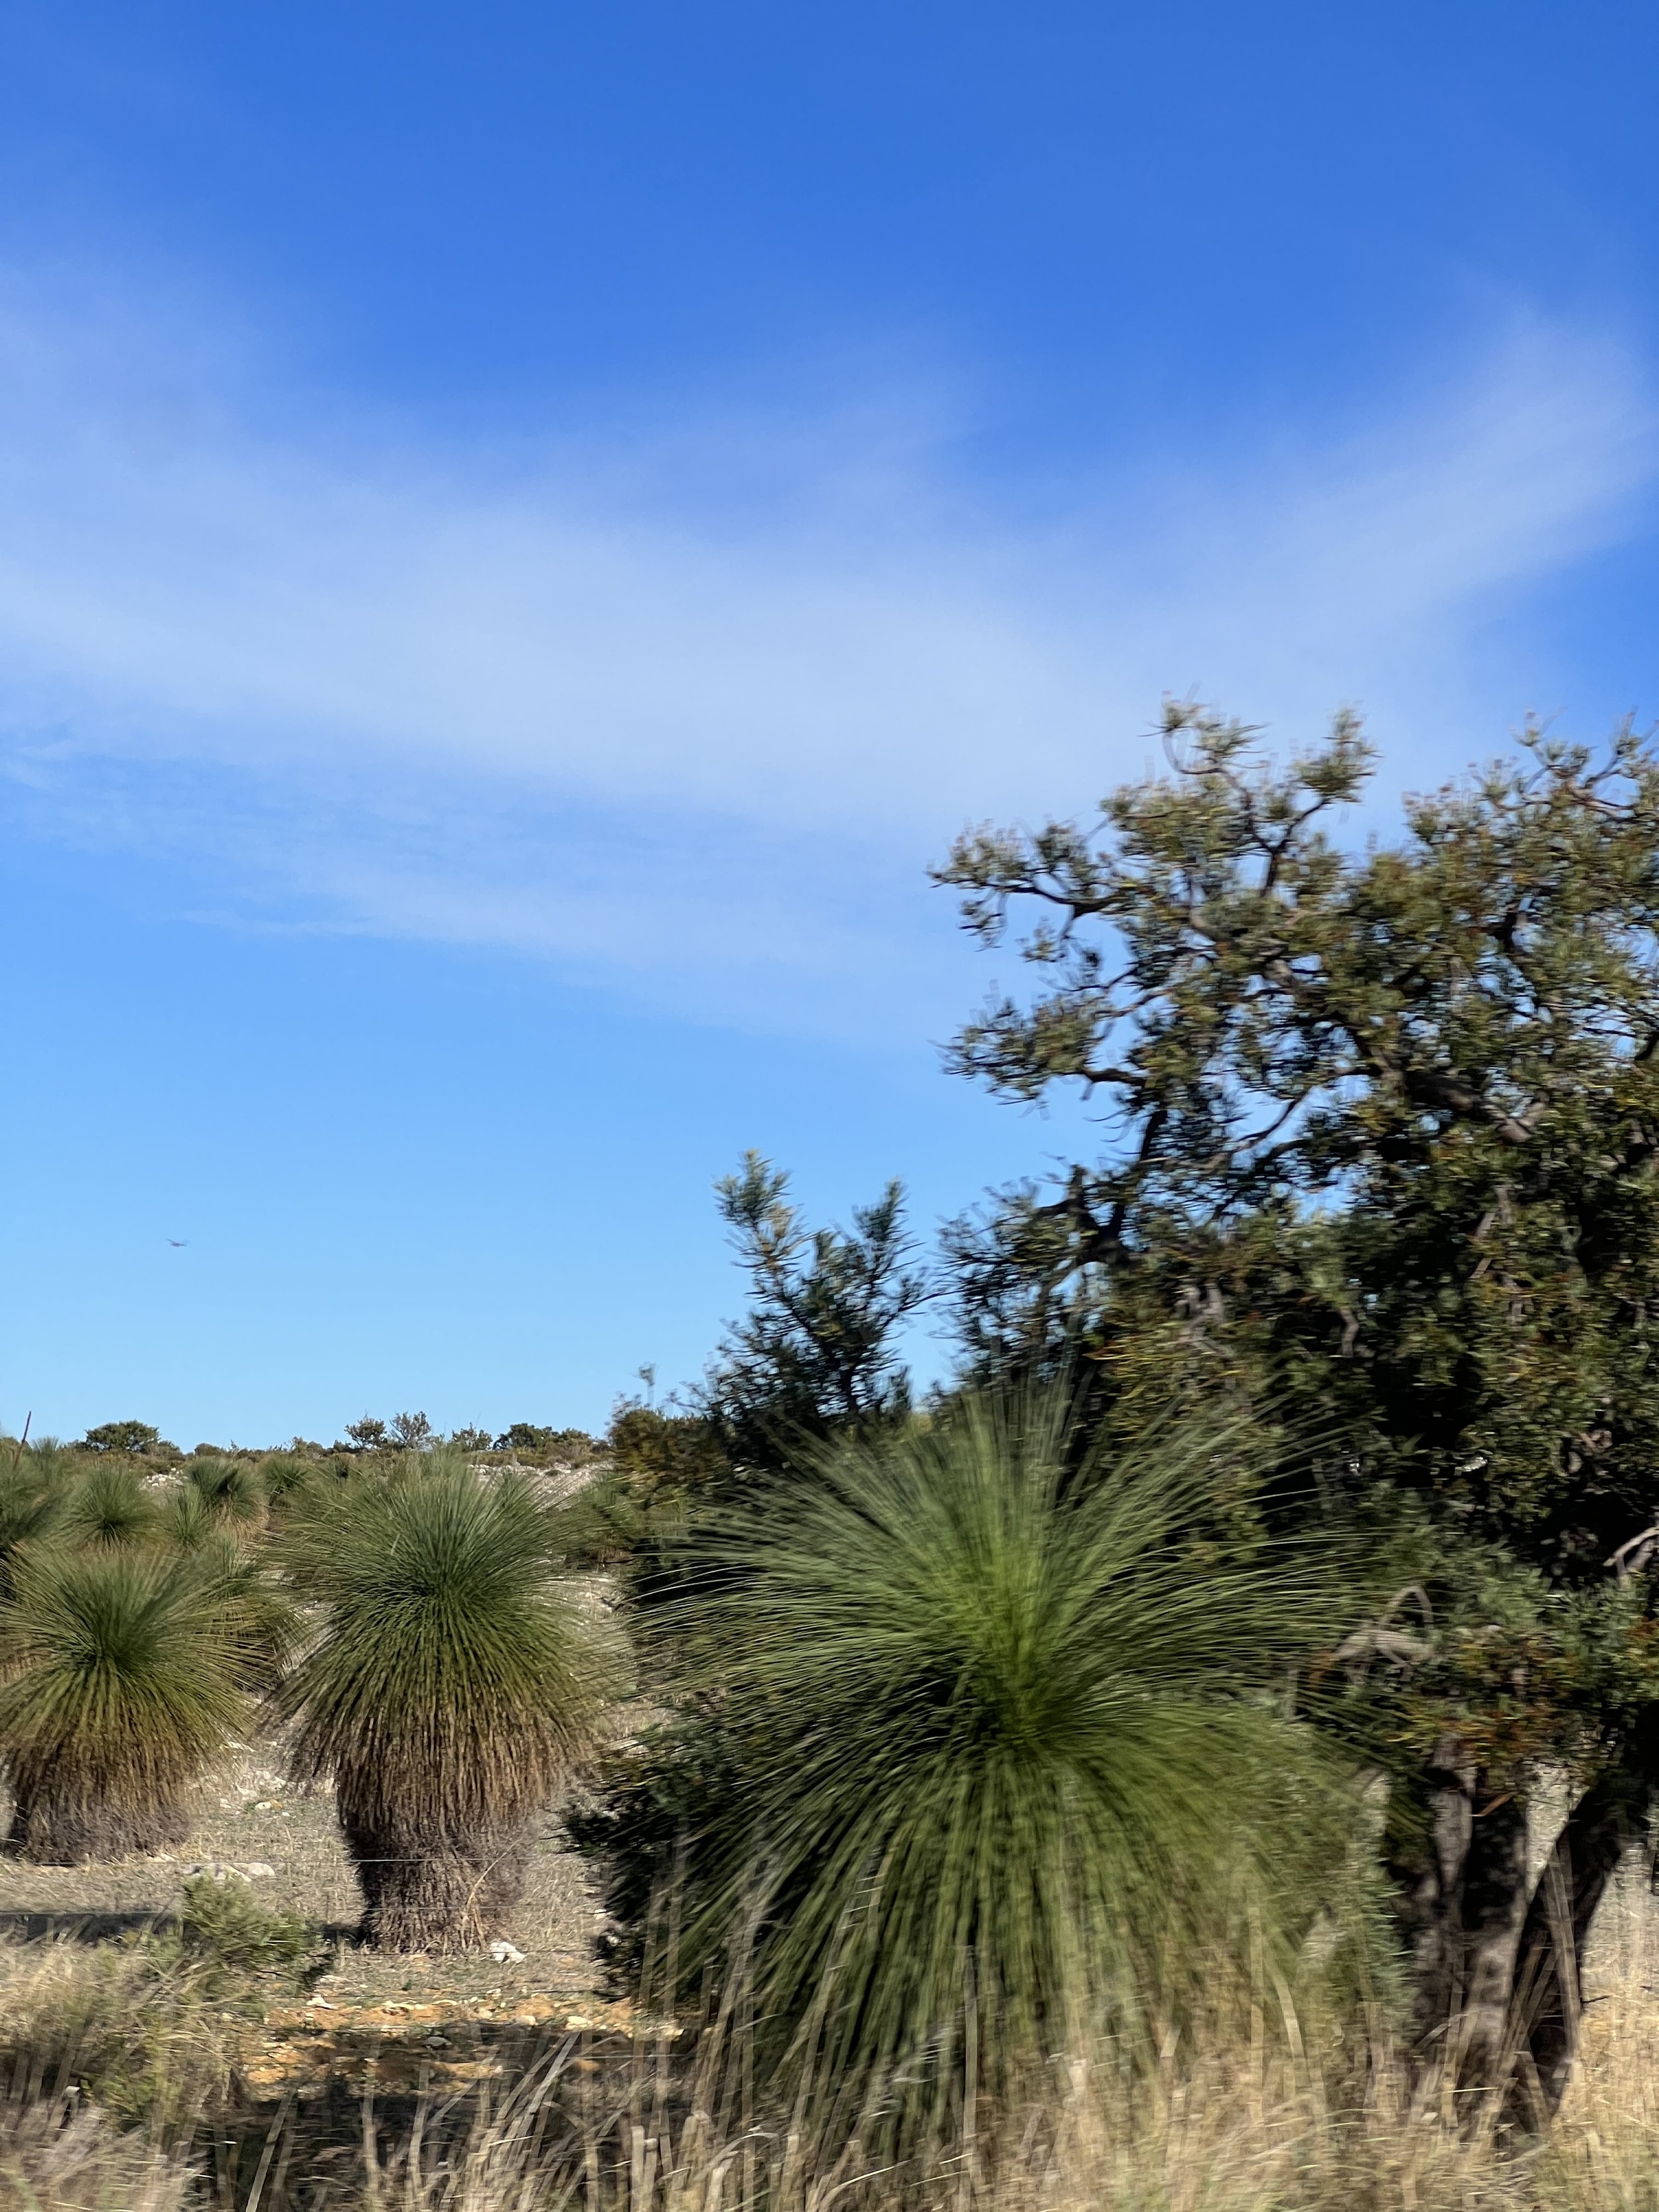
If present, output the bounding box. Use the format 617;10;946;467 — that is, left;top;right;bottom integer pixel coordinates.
275;1457;612;1952
0;1449;64;1598
63;1463;162;1551
0;1550;246;1862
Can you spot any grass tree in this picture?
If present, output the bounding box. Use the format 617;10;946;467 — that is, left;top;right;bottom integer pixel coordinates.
161;1461;266;1556
62;1462;162;1551
181;1456;266;1530
0;1449;65;1598
0;1549;247;1862
275;1459;613;1952
620;1391;1366;2116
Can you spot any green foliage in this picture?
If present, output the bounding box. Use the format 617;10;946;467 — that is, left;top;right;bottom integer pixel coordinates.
175;1872;319;1975
342;1416;388;1450
62;1463;163;1551
190;1534;300;1691
606;1404;729;1524
79;1422;171;1457
159;1483;216;1552
180;1455;264;1528
696;1152;931;1481
545;1475;648;1566
935;705;1659;1576
601;1392;1371;2102
0;1548;248;1861
0;1449;64;1595
495;1422;597;1460
932;703;1659;2079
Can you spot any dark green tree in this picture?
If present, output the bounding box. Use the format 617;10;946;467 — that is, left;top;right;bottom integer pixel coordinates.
933;700;1659;2104
80;1421;167;1457
697;1153;930;1479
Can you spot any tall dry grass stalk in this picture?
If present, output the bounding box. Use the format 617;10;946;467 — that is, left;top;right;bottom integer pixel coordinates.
15;1885;1659;2212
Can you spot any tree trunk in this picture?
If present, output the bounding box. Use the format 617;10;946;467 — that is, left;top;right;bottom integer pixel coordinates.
1501;1769;1644;2125
7;1781;188;1866
1391;1737;1475;2053
1390;1744;1536;2104
1392;1755;1640;2122
1452;1787;1530;2094
342;1816;536;1953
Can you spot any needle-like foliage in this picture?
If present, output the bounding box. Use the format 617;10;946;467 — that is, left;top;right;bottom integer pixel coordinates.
0;1452;64;1597
62;1463;163;1551
275;1461;615;1951
0;1548;247;1862
632;1391;1368;2110
180;1457;265;1530
159;1485;216;1553
193;1534;301;1692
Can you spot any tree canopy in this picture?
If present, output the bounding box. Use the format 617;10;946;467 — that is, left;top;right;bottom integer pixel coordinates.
937;701;1659;1576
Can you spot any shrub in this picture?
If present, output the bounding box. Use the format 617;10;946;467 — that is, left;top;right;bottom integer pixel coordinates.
0;1451;64;1597
494;1423;597;1461
179;1455;264;1528
275;1463;616;1951
193;1534;300;1691
176;1872;319;1976
255;1451;316;1506
157;1485;215;1553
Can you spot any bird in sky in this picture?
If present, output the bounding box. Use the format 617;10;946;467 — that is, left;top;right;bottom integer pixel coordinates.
167;1238;188;1248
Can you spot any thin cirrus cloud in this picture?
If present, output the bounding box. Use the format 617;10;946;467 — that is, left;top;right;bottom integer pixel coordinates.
0;275;1651;1033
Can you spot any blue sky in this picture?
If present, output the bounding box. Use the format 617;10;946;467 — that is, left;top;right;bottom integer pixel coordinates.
2;1;1657;1443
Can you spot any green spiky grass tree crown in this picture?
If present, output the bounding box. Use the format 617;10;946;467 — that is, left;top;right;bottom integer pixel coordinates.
0;1548;248;1863
182;1457;266;1530
62;1462;163;1552
275;1459;616;1953
624;1390;1374;2121
0;1449;65;1599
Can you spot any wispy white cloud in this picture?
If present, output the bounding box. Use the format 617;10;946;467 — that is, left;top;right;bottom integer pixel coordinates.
0;273;1650;1029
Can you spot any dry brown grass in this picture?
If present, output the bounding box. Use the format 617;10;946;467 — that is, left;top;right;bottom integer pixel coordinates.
7;1760;1659;2209
5;1876;1659;2212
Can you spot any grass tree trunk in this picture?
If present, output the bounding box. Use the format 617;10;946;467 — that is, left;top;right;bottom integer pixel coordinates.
340;1810;536;1953
8;1779;189;1866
